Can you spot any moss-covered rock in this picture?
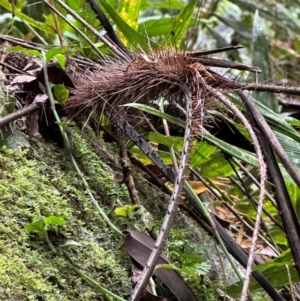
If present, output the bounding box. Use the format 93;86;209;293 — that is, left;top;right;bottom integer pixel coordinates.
0;130;131;300
0;126;240;301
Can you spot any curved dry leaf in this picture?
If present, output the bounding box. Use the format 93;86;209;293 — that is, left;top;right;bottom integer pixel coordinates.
125;230;199;301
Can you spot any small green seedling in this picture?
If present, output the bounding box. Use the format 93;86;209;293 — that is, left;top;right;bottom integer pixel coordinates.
114;204;140;217
25;215;65;240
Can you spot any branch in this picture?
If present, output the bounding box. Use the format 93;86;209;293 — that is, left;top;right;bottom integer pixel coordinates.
0;102;41;127
240;91;300;279
86;0;130;56
108;111;284;301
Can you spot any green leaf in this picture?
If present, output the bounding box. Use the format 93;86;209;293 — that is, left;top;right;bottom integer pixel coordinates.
98;0;149;50
54;54;66;70
191;141;217;167
200;152;235;178
44;216;65;226
148;132;183;150
45;46;69;64
119;0;141;30
123;103;185;128
193;262;211;276
124;103;258;167
203;131;258;166
286;181;300;221
0;0;54;34
138;17;176;37
229;93;300;144
140;0;185;10
228;249;295;296
25;219;46;233
165;0;197;48
53;84;69;103
252;10;278;111
274;131;300;176
5;46;42;58
114;204;140;217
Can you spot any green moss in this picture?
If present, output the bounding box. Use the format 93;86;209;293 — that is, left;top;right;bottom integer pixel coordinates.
0;130;131;300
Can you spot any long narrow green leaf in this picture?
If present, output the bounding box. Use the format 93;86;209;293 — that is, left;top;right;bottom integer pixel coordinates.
165;0;197;48
213;14;252;38
123;103;186;127
118;0;141;30
203;131;258;166
123;103;258;165
229;93;300;143
98;0;149;50
252;10;278;111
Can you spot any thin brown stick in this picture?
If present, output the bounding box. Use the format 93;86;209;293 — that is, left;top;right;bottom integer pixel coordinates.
41;0;105;60
0;102;41;127
231;157;277;208
207;87;267;301
128;88;193;301
225;80;300;96
238;91;300;188
53;0;129;61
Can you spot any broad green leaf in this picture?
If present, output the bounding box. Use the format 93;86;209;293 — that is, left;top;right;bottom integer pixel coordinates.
199;151;235;178
45;46;69;63
234;200;258;219
129;145;174;164
148;132;183;150
119;0;141;30
53;84;69;103
140;0;185;10
98;0;149;50
67;0;80;11
228;249;295;296
252;10;278;111
54;54;66;70
139;17;198;39
25;219;45;233
269;224;287;246
203;131;258;166
191;141;217;167
44;216;65;226
5;46;42;58
124;103;258;166
114;204;140;217
227;264;297;296
0;0;54;34
274;131;300;173
164;0;197;48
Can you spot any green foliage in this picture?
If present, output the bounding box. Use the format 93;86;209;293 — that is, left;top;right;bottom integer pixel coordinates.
25;216;65;234
114;204;140;217
2;0;300;298
53;84;69;102
0;133;131;300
